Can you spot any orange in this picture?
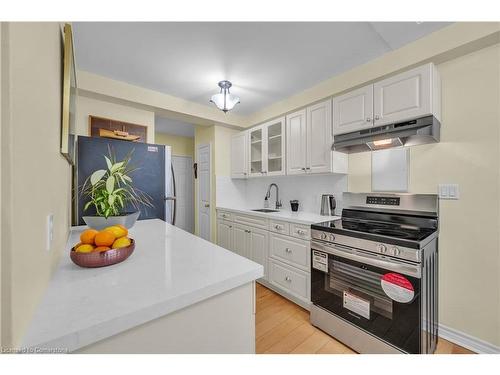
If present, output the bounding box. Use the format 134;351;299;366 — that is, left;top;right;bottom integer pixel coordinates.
94;230;116;247
104;225;128;239
93;246;111;253
75;244;95;253
80;229;98;245
112;237;131;249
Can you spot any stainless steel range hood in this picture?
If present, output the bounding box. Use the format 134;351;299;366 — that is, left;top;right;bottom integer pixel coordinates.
332;115;440;154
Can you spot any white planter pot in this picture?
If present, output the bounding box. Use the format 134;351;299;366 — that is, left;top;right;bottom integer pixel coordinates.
82;211;140;230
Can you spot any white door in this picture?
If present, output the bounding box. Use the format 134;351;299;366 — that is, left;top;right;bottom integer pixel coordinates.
230;132;248;179
373;64;432;126
307;99;333;174
263;117;286;176
197;144;211;241
232;224;248;258
286;109;307;175
216;220;232;250
333;84;374;135
248;227;268;280
172;156;194;233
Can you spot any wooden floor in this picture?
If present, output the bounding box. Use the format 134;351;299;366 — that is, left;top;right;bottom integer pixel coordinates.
255;284;474;354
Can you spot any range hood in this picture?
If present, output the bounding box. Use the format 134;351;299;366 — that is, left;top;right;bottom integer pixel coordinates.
332;115;440;154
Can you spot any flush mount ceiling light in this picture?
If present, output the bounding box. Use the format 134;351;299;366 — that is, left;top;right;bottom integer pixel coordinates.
210;80;240;113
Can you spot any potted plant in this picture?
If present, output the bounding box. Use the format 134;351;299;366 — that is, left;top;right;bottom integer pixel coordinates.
80;150;153;229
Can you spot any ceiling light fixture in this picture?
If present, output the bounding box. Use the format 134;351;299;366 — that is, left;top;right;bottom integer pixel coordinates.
210;80;240;113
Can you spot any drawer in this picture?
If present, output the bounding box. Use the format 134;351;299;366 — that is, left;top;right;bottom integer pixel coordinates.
269;259;310;301
269;219;290;235
217;210;233;221
270;233;310;271
233;213;268;229
290;223;311;240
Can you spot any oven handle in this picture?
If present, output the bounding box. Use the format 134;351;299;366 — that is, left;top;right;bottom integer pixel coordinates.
312;241;421;278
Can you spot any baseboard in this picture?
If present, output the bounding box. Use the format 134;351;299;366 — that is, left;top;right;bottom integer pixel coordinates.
438;324;500;354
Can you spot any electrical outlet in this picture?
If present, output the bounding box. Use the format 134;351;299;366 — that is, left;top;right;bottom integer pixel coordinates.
438;184;459;200
46;214;54;252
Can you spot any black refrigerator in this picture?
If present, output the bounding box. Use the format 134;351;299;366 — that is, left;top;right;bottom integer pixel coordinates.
74;136;176;226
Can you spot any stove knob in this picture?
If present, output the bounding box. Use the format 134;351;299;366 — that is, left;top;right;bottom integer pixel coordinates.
329;234;336;242
321;233;327;240
377;244;387;254
391;247;401;256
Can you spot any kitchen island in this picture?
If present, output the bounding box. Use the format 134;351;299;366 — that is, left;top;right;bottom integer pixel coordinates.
22;219;263;353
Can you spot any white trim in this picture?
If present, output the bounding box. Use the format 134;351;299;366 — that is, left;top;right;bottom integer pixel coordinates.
438;323;500;354
196;142;212;242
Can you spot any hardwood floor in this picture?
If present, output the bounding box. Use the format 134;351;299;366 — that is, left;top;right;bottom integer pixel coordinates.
255;283;474;354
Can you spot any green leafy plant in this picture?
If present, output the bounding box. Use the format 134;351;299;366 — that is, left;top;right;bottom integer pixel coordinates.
81;150;153;218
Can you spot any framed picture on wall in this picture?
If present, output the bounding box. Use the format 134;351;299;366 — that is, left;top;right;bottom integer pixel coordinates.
60;23;77;164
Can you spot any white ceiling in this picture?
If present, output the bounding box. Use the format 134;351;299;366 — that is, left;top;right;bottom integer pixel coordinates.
73;22;451;116
155;116;195;137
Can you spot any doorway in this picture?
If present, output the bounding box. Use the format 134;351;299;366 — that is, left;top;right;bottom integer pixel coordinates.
197;143;211;241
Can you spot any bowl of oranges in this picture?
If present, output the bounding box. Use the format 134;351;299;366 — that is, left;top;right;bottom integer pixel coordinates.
70;225;135;268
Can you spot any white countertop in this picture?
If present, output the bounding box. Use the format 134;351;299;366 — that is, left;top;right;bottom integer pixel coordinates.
22;219;263;352
216;206;340;225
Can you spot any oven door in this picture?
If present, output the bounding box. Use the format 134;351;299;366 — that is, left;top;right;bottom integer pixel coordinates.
311;240;421;353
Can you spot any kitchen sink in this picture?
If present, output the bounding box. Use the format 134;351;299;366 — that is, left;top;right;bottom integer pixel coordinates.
251;208;279;213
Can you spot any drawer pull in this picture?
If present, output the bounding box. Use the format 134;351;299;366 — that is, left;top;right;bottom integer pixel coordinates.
285;276;291;282
297;229;305;235
275;225;282;230
285;248;292;253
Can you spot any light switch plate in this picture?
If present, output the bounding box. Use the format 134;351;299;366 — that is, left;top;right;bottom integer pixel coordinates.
46;214;54;252
439;184;459;199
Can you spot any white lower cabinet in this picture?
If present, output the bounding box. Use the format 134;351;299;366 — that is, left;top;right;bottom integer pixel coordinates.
269;233;310;272
217;210;312;309
269;259;310;303
216;220;233;250
248;227;269;279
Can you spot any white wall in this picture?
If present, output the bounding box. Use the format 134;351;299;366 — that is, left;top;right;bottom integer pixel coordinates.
76;95;155;143
217;174;347;216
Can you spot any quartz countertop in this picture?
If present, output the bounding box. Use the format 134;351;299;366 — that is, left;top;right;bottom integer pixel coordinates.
216;206;340;225
22;219;263;352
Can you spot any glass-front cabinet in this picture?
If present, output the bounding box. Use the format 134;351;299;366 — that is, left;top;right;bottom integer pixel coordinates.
248;117;285;177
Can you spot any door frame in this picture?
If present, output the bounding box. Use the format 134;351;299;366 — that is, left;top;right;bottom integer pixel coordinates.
196;143;212;242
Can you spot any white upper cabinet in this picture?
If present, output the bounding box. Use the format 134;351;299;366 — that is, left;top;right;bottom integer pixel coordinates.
248;117;286;177
264;117;286;176
373;63;440;126
248;125;265;177
333;63;441;135
307;100;333;174
230;131;248;179
287;100;347;175
285;109;307;175
333;84;374;135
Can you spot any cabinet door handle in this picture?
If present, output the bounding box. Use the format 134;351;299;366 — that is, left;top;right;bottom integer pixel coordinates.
374;115;380;121
301;167;306;171
274;225;282;230
229;225;232;228
285;248;292;253
285;276;291;282
305;167;311;170
366;117;372;122
297;229;305;235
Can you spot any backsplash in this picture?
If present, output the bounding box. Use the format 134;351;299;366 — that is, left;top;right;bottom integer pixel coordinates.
216;174;348;216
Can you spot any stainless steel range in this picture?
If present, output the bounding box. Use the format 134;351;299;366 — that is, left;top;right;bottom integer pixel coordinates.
310;193;439;354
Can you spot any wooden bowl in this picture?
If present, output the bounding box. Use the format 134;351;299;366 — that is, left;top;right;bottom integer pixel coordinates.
70;239;135;268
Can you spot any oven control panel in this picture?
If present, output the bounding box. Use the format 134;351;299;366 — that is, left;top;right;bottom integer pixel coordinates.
366;196;400;206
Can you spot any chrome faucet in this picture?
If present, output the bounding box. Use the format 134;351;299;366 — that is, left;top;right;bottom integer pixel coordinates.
266;183;282;210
